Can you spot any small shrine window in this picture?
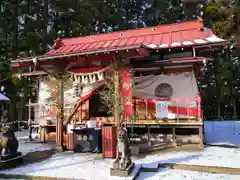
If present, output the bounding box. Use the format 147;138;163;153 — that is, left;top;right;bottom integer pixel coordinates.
154;83;173;98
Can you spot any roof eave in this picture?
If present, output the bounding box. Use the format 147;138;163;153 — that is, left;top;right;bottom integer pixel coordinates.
11;45;142;64
143;41;227;50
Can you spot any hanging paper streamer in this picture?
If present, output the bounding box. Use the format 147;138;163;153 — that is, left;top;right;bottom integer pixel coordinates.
98;72;104;81
155;101;168;119
92;74;96;83
68;66;110;85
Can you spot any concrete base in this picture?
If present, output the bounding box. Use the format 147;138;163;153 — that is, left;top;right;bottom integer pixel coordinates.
130;146;139;155
110;162;135;177
0;152;23;169
55;145;66;152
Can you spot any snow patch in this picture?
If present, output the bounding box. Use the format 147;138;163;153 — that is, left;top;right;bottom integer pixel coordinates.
0;147;240;180
18;142;54;155
138;169;240;180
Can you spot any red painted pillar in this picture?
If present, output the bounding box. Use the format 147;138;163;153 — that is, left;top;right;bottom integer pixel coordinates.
66;124;74;150
102;126;117;158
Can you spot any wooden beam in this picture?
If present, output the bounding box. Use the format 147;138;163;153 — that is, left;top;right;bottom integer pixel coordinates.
131;59;204;69
16;71;47;77
158;163;240;175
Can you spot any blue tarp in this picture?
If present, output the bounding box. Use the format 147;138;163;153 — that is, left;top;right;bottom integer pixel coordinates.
0;92;9;101
204;121;240;146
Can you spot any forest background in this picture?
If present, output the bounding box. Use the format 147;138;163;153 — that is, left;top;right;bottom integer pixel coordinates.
0;0;239;125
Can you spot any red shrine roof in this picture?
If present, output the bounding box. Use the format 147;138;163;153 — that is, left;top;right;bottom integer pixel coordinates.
12;19;226;66
46;19;226;58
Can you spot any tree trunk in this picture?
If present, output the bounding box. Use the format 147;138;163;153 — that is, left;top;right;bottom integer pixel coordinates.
233;98;237;119
217;100;221;119
12;0;19;58
43;0;49;52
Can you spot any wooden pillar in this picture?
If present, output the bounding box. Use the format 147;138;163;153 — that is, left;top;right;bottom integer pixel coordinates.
28;98;32;141
172;127;177;147
147;125;151;146
56;75;65;151
199;126;204;147
114;60;120;130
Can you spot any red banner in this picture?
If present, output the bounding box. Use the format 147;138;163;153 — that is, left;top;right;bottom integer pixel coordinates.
122;71;131;97
121;71;132;116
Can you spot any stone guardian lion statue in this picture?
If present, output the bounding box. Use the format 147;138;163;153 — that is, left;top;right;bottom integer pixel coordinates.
114;125;131;169
0;126;19;155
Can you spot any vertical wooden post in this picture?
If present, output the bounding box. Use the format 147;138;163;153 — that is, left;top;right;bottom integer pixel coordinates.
56;79;59;144
56;75;65;151
28;97;32;141
114;60;120;130
172;127;176;147
199;126;203;147
147;125;151;146
197;93;201;123
145;100;148;120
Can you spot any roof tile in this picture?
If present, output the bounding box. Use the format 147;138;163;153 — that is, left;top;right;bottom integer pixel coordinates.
46;20;226;57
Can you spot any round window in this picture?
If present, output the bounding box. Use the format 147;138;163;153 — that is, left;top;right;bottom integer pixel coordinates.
154;83;173;98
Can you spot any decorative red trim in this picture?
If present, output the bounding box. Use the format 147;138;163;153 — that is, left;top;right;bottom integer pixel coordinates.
134;98;199;117
69;66;104;73
168;106;197;117
169;57;205;63
134;97;198;102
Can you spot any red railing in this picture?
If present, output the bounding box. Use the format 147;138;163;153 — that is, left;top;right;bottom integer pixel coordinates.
131;93;201;122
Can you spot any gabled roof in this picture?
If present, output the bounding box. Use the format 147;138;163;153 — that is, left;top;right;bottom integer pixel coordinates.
12;19;227;68
46;19;226;58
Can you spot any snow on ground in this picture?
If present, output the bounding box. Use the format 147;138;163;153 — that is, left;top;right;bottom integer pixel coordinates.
0;152;138;180
136;146;240;169
0;130;29;141
0;146;240;180
138;169;240;180
18;141;54;155
15;130;29;141
0;179;24;180
1;130;54;154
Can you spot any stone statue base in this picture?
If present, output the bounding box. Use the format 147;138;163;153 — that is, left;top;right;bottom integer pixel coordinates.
0;152;23;169
110;159;135;177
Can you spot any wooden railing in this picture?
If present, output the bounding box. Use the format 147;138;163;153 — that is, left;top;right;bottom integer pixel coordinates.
130;94;201;124
84;95;202;125
30;94;202;125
